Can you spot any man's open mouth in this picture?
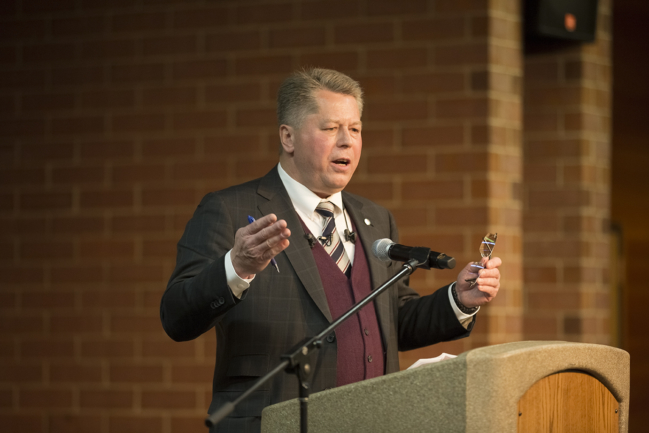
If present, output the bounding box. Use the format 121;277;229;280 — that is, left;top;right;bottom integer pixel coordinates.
333;158;350;166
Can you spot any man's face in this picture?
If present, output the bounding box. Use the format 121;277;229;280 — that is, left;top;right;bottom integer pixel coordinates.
282;90;362;198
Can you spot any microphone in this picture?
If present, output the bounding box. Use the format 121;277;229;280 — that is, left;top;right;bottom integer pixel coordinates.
372;238;456;270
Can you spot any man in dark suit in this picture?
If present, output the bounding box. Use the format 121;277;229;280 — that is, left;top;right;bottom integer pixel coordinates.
161;68;502;432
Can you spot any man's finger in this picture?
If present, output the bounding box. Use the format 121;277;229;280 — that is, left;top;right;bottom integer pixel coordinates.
244;214;278;235
248;220;288;247
485;256;502;269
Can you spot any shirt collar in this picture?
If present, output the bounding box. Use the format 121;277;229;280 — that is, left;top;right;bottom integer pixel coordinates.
277;162;344;215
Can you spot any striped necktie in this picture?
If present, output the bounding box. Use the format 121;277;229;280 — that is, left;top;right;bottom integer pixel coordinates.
315;200;351;277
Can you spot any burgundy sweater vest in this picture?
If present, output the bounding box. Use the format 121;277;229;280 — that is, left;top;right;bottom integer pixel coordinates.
299;218;385;387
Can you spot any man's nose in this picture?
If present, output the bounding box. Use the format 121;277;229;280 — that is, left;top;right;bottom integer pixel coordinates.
336;127;353;147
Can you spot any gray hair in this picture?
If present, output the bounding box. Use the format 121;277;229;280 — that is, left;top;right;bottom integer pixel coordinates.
277;68;364;129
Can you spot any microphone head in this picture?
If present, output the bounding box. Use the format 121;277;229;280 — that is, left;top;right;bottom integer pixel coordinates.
372;238;394;262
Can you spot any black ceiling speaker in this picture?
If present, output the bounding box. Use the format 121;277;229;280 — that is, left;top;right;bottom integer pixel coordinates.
525;0;599;42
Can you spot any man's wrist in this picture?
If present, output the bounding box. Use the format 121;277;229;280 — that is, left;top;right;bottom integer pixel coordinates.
452;283;479;314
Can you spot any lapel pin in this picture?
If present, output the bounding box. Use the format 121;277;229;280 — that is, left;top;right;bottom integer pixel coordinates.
364;218;371;226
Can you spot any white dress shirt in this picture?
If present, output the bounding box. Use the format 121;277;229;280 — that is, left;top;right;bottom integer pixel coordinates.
224;163;477;321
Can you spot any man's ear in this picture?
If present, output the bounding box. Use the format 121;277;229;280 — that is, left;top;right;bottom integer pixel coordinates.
279;125;295;155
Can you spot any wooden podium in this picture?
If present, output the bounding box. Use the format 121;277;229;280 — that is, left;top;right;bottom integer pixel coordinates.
261;341;629;432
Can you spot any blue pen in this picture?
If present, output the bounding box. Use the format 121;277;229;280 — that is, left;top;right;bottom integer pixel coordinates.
248;215;280;273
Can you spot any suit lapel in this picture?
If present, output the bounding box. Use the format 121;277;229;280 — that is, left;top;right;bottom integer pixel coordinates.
342;193;391;349
257;167;333;323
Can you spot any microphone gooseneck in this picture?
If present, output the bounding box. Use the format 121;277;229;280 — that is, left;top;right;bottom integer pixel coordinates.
371;238;456;270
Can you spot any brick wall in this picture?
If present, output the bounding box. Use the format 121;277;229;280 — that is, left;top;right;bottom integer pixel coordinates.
522;0;612;344
0;0;619;431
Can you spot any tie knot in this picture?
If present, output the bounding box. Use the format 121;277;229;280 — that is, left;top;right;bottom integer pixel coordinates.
315;200;335;218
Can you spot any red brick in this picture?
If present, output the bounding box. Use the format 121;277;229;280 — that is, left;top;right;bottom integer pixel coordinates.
403;126;465;147
141;187;197;207
0;94;14;113
205;82;261;104
0;415;42;433
528;190;591;208
236;108;275;127
269;27;326;48
24;291;75;310
436;98;488;118
52;16;106;36
142;137;196;157
23;0;75;14
50;364;102;383
402;17;466;41
21;241;74;260
206;30;261;52
344;180;393;201
172;161;228;181
111;63;165;83
301;0;360;20
368;154;428;175
52;216;105;234
234;157;279;180
365;100;428;121
142;35;196;57
111;12;166;33
112;113;165;133
0;119;45;137
23;43;75;64
109;264;164;283
142;239;177;258
367;48;427;70
0;266;43;284
0;193;15;212
142;86;196;107
401;180;464;200
235;55;293;76
20;389;72;409
435;44;488;66
0;69;43;91
51;67;103;89
142;339;195;359
112;163;166;183
110;364;163;383
172;110;226;130
81;339;134;359
81;290;136;309
80;140;134;160
20;191;72;211
204;134;260;156
173;7;228;28
52;166;105;185
0;45;16;64
21;339;74;359
51;265;104;283
235;2;293;24
0;167;45;186
335;22;394;44
360;128;394;149
51;315;103;334
110;416;164;433
299;51;359;71
0;363;42;383
80;390;133;409
172;59;227;80
81;89;135;109
51;116;104;135
368;0;427;15
141;390;196;409
434;207;489;226
22;92;75;112
111;215;166;232
435;0;488;12
402;72;466;94
50;415;101;433
171;364;213;383
0;292;17;310
80;189;133;209
0;19;46;40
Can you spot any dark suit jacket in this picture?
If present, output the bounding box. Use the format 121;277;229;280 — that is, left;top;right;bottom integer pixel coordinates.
160;166;473;432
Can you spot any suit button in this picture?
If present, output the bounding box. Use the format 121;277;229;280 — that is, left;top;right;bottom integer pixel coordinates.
364;328;369;336
326;333;335;343
210;301;217;309
367;355;373;363
217;296;225;305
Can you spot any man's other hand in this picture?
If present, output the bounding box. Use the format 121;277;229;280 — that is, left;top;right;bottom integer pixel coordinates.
231;214;290;279
455;256;502;308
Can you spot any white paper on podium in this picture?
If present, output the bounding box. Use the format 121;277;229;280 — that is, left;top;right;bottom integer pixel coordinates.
407;353;457;370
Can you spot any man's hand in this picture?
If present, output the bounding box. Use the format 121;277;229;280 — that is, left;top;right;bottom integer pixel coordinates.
455;256;502;308
231;214;291;279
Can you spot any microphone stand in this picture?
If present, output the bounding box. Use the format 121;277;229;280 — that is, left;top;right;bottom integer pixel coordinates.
205;248;432;432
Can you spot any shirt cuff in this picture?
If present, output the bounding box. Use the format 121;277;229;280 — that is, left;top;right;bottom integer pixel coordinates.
448;282;479;321
225;250;254;299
